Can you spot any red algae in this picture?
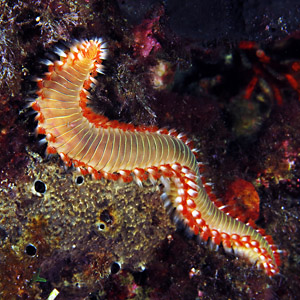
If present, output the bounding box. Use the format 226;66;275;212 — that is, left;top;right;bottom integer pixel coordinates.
133;6;164;58
223;179;260;222
238;40;300;105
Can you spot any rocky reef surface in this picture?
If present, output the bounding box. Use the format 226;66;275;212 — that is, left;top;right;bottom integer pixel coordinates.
0;1;299;299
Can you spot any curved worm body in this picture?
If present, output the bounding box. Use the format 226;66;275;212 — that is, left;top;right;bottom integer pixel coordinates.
32;39;280;276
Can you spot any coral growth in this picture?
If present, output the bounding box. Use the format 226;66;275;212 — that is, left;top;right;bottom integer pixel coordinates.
0;153;174;298
0;216;56;299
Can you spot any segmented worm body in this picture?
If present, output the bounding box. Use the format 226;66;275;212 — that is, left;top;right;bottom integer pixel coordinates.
32;39;280;276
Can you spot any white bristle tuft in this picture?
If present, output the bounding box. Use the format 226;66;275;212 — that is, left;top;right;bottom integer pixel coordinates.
38;138;47;145
54;47;67;58
40;59;54;66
